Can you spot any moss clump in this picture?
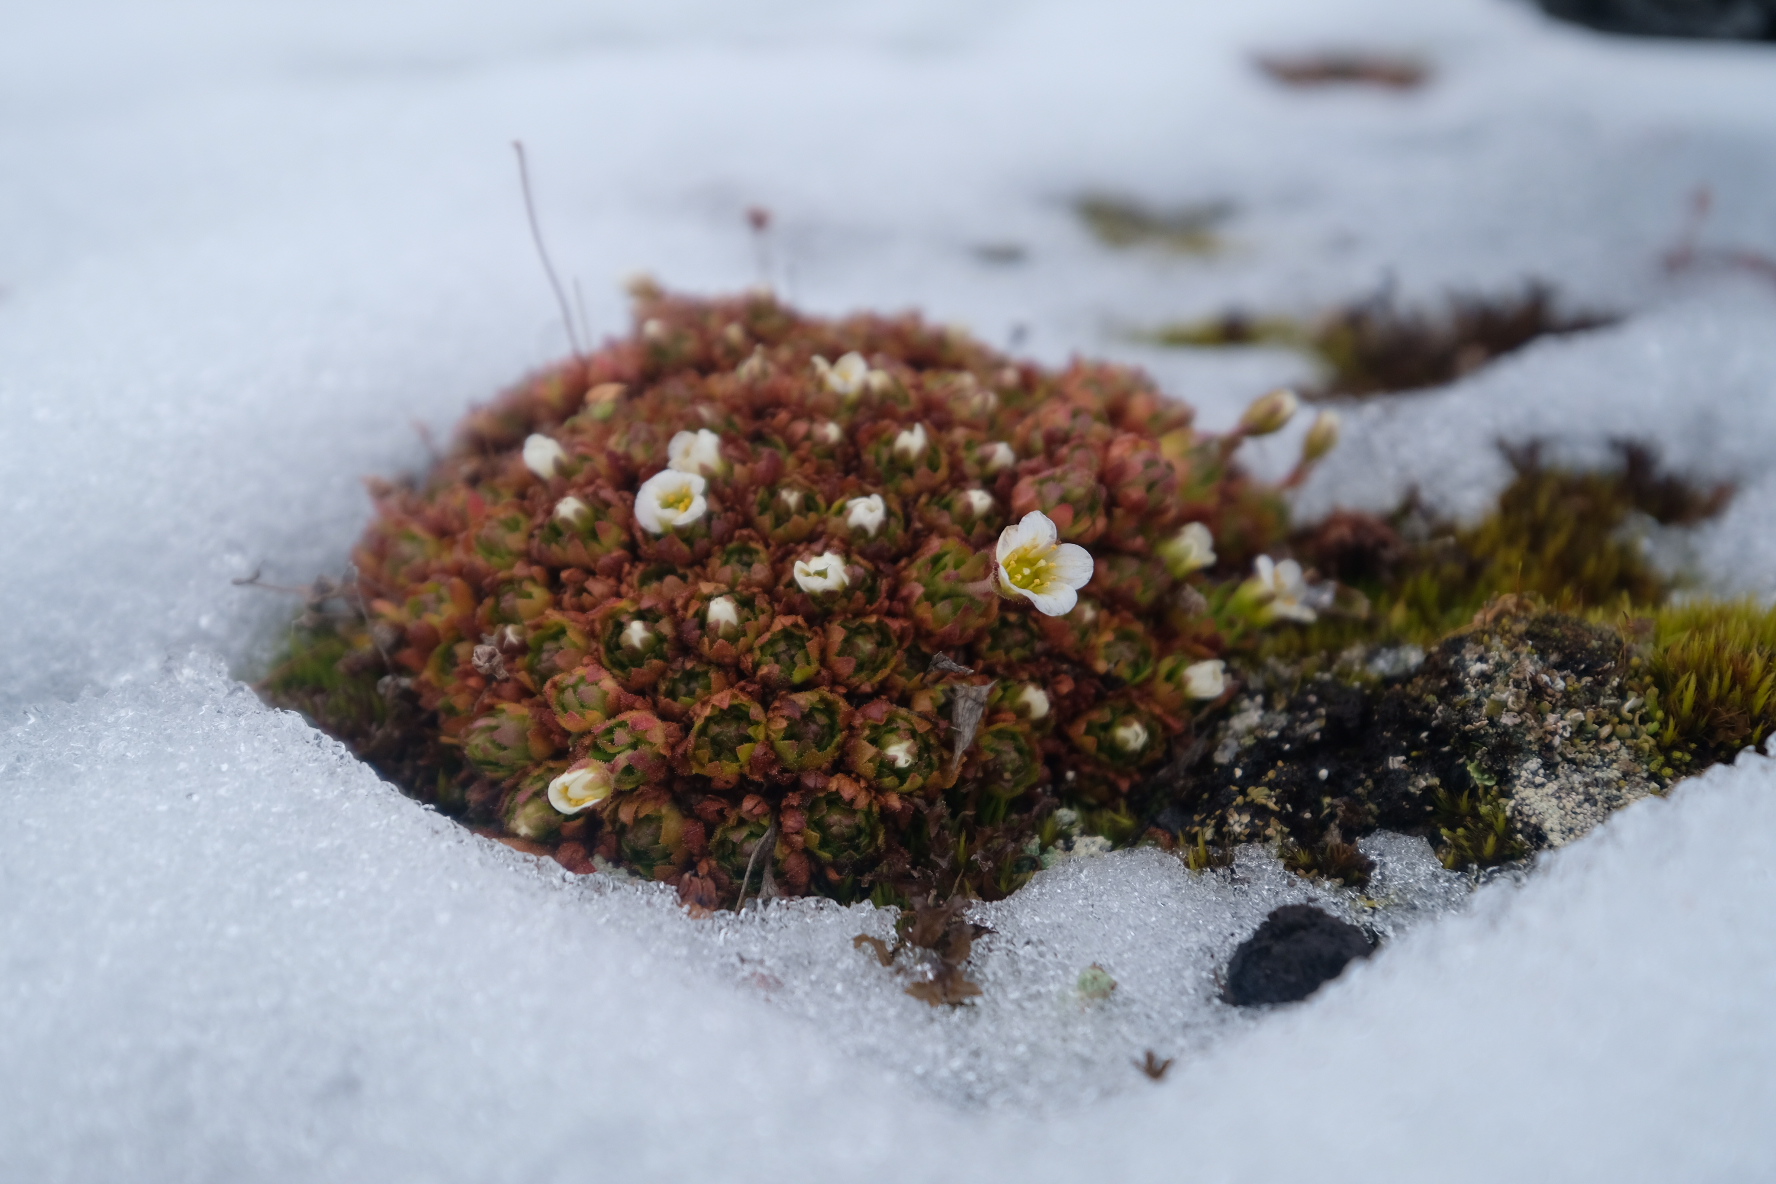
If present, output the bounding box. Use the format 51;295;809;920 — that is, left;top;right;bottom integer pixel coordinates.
1139;283;1613;398
1640;599;1776;766
263;288;1318;907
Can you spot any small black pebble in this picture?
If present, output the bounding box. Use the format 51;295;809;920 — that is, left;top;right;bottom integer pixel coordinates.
1224;904;1374;1006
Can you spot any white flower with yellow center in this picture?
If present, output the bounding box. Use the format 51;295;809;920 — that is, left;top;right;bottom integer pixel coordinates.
793;551;851;594
634;470;708;534
981;441;1015;473
523;434;567;479
994;510;1095;617
1017;685;1051;720
892;422;929;461
845;494;887;537
1182;659;1227;700
1158;521;1216;578
667;428;725;476
816;352;870;397
1252;555;1317;623
1112;718;1151;754
548;762;614;814
882;738;917;769
706;595;740;632
961;489;995;518
553;495;590;525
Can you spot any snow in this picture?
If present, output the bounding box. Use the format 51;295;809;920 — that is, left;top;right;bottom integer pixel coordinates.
3;0;1776;1177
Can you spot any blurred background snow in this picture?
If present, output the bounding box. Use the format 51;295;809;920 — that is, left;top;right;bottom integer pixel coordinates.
2;0;1774;1179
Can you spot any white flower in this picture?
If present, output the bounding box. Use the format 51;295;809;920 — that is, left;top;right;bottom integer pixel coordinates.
994;510;1096;617
845;494;887;537
548;762;614;814
961;489;995;518
892;422;929;461
668;428;724;476
621;618;656;653
634;470;708;534
981;441;1016;473
813;421;843;445
706;595;740;632
882;738;917;769
793;551;851;594
1112;718;1151;754
1158;521;1216;577
553;496;590;525
866;367;895;393
818;351;870;397
1252;555;1317;623
1017;685;1051;720
523;434;567;479
777;488;805;514
1182;659;1227;700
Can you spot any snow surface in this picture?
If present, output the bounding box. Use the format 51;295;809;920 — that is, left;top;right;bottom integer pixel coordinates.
3;0;1775;1177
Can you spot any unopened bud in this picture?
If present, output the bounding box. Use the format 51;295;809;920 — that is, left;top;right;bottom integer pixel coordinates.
1301;410;1341;463
1238;388;1299;437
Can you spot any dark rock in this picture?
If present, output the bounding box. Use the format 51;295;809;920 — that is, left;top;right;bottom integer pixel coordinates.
1539;0;1776;40
1225;905;1374;1006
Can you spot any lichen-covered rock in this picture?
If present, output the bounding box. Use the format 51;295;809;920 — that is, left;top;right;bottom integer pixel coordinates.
1163;606;1672;878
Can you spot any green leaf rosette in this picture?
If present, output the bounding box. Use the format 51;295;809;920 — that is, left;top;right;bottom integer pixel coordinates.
624;561;694;608
1067;698;1166;772
972;722;1044;799
702;533;775;590
709;807;781;888
822;616;906;692
655;660;731;719
897;536;999;648
845;700;947;796
1085;552;1176;614
915;485;1004;549
1087;616;1157;686
463;702;554;780
468;502;533;571
612;787;692;880
584;709;682;792
1009;464;1108;546
744;616;824;689
800;781;885;883
973;607;1044;665
1101;434;1181;549
533;484;634;569
592;599;676;691
686;689;771;787
751;480;827;545
542;663;635;733
485;578;553;627
525;613;590;683
683;586;773;666
765;689;853;772
500;762;571;841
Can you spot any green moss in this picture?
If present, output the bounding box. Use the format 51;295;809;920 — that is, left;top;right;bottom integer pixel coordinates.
1432;780;1528;870
1075;194;1231;253
1639;599;1776;764
1135;284;1613;398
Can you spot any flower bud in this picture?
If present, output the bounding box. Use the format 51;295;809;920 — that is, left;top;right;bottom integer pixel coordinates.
1068;699;1165;771
1237;388;1299;437
1300;409;1341;463
1157;521;1216;579
523;433;568;479
548;760;615;814
845;702;945;795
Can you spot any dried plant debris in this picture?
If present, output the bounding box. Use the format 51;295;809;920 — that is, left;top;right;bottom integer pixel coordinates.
853;895;990;1006
259;287;1342;910
1139;283;1616;398
1075;194;1234;254
1254;51;1430;90
1135;1050;1174;1080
